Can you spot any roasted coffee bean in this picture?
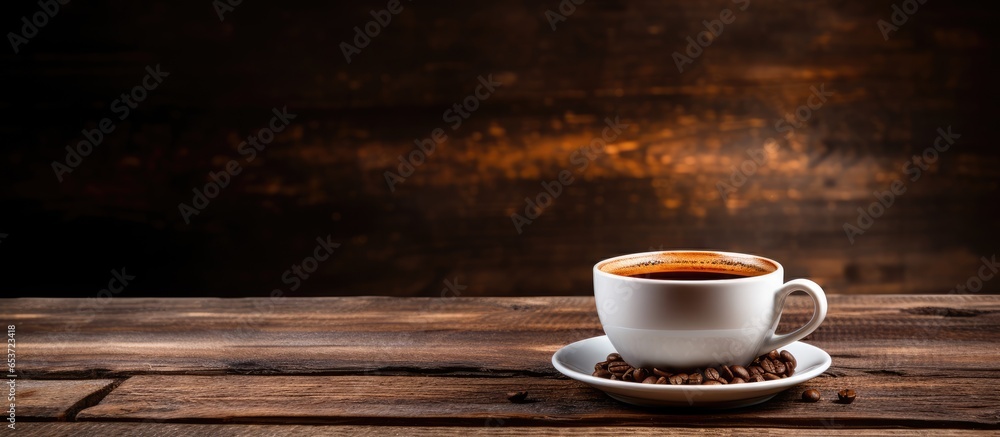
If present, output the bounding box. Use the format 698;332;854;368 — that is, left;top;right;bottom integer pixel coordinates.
837;389;857;404
780;350;797;369
731;365;750;381
633;368;648;382
773;361;787;375
760;358;777;374
608;362;631;373
704;367;721;381
507;391;529;403
590;349;798;385
719;365;734;381
802;389;821;402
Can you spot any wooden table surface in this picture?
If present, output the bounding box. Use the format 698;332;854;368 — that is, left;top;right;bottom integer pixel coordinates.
4;295;1000;435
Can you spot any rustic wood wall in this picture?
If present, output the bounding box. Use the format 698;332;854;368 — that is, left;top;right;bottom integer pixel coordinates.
1;0;997;297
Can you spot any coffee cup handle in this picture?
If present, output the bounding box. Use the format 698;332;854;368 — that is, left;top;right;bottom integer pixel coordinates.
758;279;828;354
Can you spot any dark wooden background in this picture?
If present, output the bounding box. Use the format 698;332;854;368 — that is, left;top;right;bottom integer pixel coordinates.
1;0;997;297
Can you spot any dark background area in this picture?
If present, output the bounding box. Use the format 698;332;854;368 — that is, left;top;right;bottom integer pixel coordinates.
1;0;998;298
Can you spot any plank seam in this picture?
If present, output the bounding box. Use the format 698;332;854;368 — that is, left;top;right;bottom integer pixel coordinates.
65;378;128;422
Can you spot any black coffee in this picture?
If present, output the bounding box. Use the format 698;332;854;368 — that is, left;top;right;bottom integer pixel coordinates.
627;270;752;281
599;251;777;279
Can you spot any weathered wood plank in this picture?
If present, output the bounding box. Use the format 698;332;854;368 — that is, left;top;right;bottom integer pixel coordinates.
73;374;1000;428
14;423;999;437
13;379;117;420
5;296;998;378
3;0;998;299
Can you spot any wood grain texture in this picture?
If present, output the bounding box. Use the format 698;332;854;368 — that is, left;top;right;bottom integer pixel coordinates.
13;379;117;420
15;423;999;437
4;295;1000;429
5;295;999;378
2;1;998;298
73;374;999;428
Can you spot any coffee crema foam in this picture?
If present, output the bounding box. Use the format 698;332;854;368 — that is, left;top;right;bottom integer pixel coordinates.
598;251;776;278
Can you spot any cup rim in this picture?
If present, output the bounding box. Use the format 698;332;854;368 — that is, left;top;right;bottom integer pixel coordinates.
593;250;783;285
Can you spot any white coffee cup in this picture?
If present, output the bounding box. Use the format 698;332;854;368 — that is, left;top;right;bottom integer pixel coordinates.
593;250;827;369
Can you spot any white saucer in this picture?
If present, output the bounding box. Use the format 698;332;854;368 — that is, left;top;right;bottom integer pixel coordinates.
552;336;831;409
